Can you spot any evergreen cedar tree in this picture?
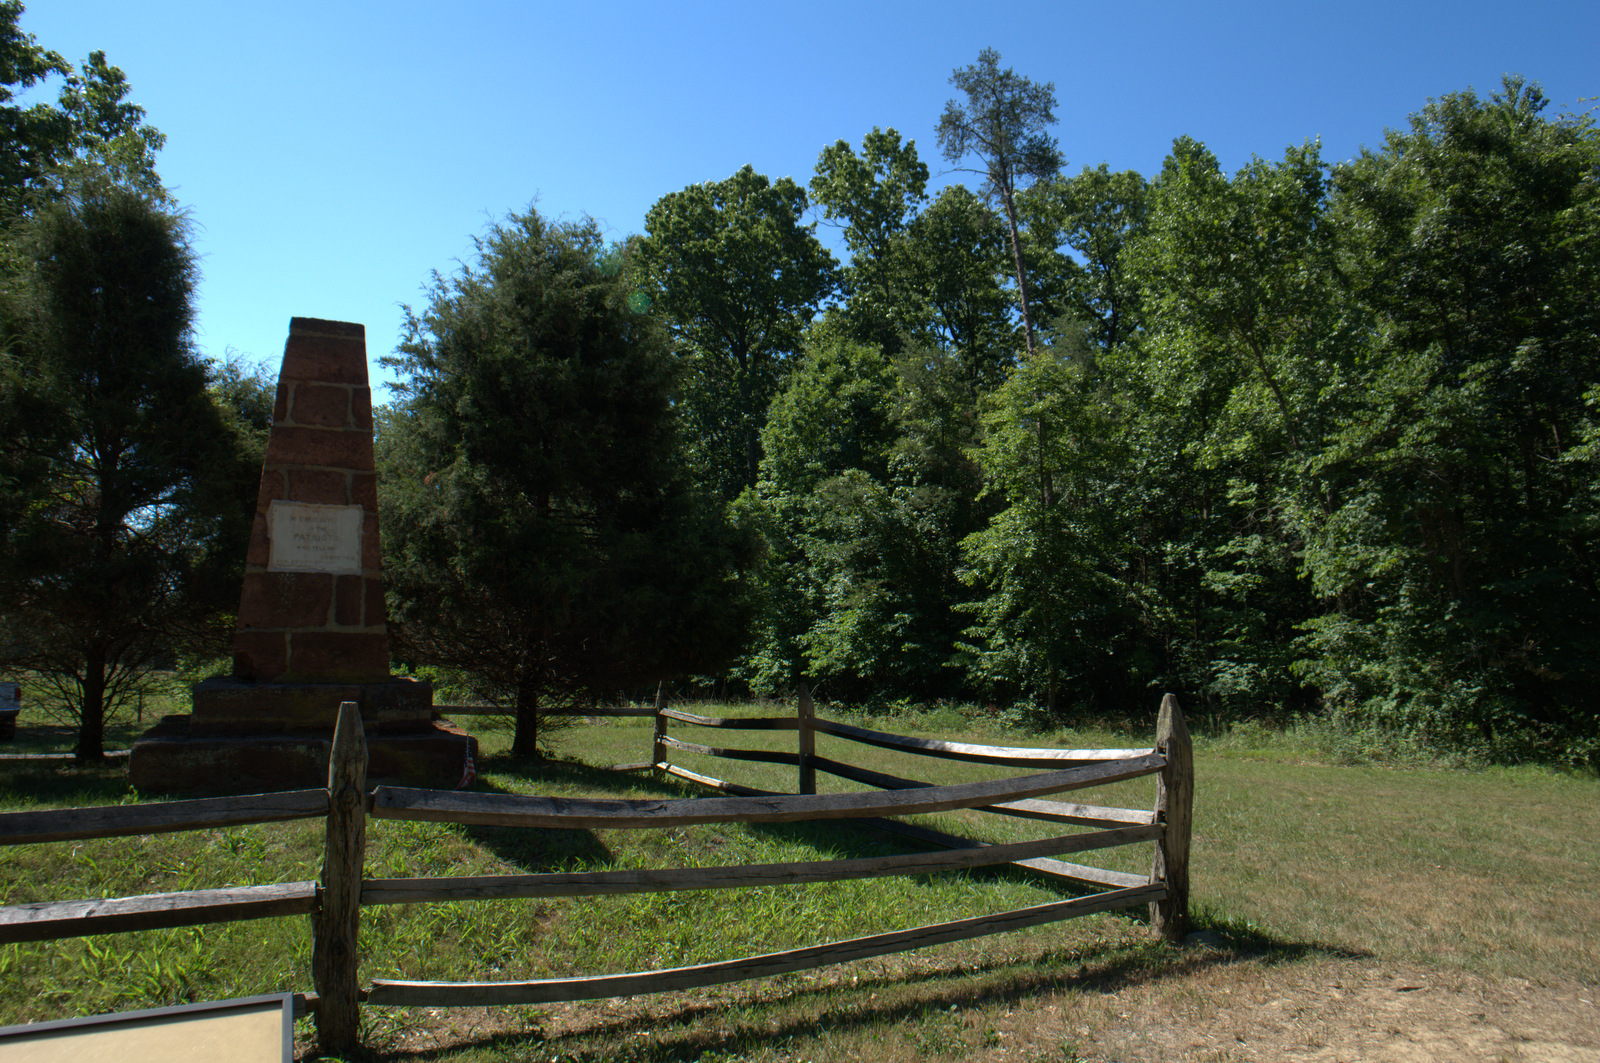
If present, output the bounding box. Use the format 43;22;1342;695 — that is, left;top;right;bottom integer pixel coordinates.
0;5;256;761
380;210;757;756
0;178;256;761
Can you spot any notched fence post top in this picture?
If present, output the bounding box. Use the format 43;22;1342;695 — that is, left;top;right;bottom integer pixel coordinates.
327;700;368;793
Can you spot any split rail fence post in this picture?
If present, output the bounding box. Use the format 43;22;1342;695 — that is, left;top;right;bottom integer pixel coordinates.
651;682;668;771
314;701;368;1054
1149;692;1192;943
797;681;816;795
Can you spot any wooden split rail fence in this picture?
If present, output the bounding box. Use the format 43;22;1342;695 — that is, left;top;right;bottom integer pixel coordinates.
0;695;1192;1056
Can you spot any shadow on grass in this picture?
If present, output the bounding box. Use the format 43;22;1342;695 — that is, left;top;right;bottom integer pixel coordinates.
475;751;978;873
0;756;133;806
350;921;1366;1062
451;765;616;874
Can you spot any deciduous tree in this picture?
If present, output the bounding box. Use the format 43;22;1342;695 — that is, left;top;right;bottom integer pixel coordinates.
635;166;837;500
810;128;928;353
1304;77;1600;759
899;185;1014;392
0;2;163;215
1017;164;1149;352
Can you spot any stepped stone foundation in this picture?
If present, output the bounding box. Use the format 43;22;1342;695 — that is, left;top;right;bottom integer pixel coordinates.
130;318;476;794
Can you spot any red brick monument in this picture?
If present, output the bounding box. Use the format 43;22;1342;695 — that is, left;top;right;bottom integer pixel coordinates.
129;318;476;793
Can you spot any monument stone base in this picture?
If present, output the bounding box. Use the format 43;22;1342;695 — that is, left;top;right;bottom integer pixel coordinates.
128;677;477;794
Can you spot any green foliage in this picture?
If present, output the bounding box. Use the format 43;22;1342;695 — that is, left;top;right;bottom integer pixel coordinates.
1105;135;1353;721
738;328;985;703
1016;164;1149;352
742;323;992;704
899;185;1016;391
697;74;1600;765
635;165;838;500
0;175;253;759
735;329;899;694
1297;77;1600;762
0;3;163;215
380;208;757;755
959;328;1130;712
810;127;928;353
938;48;1062;354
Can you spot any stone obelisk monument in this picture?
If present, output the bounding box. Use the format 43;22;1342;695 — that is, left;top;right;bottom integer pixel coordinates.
130;318;476;793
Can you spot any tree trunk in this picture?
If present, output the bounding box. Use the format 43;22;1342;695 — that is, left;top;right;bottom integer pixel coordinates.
999;183;1037;357
511;674;540;758
76;642;107;763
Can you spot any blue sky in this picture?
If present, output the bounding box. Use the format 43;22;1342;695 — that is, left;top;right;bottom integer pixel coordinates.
27;0;1599;396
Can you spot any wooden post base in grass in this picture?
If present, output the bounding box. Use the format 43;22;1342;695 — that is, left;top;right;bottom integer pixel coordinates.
314;701;367;1054
1150;693;1192;942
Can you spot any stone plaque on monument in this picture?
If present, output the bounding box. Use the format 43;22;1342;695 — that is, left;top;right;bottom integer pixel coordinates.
267;501;365;574
129;317;476;793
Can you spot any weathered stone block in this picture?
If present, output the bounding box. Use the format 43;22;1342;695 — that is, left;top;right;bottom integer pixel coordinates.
263;425;375;471
254;469;288;510
361;513;382;570
286;467;349;506
189;676;433;733
288;631;388;682
351;472;378;513
245;512;271;567
279;331;367;386
364;578;387;628
238;571;334;629
291;383;352;427
128;719;475;794
335;575;362;627
232;631;288;681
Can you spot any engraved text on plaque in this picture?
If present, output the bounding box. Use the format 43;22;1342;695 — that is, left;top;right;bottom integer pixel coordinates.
266;501;365;575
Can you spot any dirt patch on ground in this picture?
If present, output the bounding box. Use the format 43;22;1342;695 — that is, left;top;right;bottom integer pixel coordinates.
1066;957;1599;1062
347;950;1598;1062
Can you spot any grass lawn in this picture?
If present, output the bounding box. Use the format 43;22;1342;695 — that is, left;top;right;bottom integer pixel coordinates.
1;700;1596;1061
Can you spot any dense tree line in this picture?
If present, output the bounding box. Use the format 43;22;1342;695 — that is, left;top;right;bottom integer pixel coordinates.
622;61;1599;765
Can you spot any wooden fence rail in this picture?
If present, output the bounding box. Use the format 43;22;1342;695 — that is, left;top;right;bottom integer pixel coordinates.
0;788;328;846
650;685;1191;920
0;883;320;944
0;691;1192;1059
437;703;659;718
810;717;1153;767
370;754;1164;830
361;825;1161;905
365;883;1167;1008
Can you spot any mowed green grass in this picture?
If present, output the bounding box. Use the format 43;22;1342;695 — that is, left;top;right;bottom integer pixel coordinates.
0;701;1595;1060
